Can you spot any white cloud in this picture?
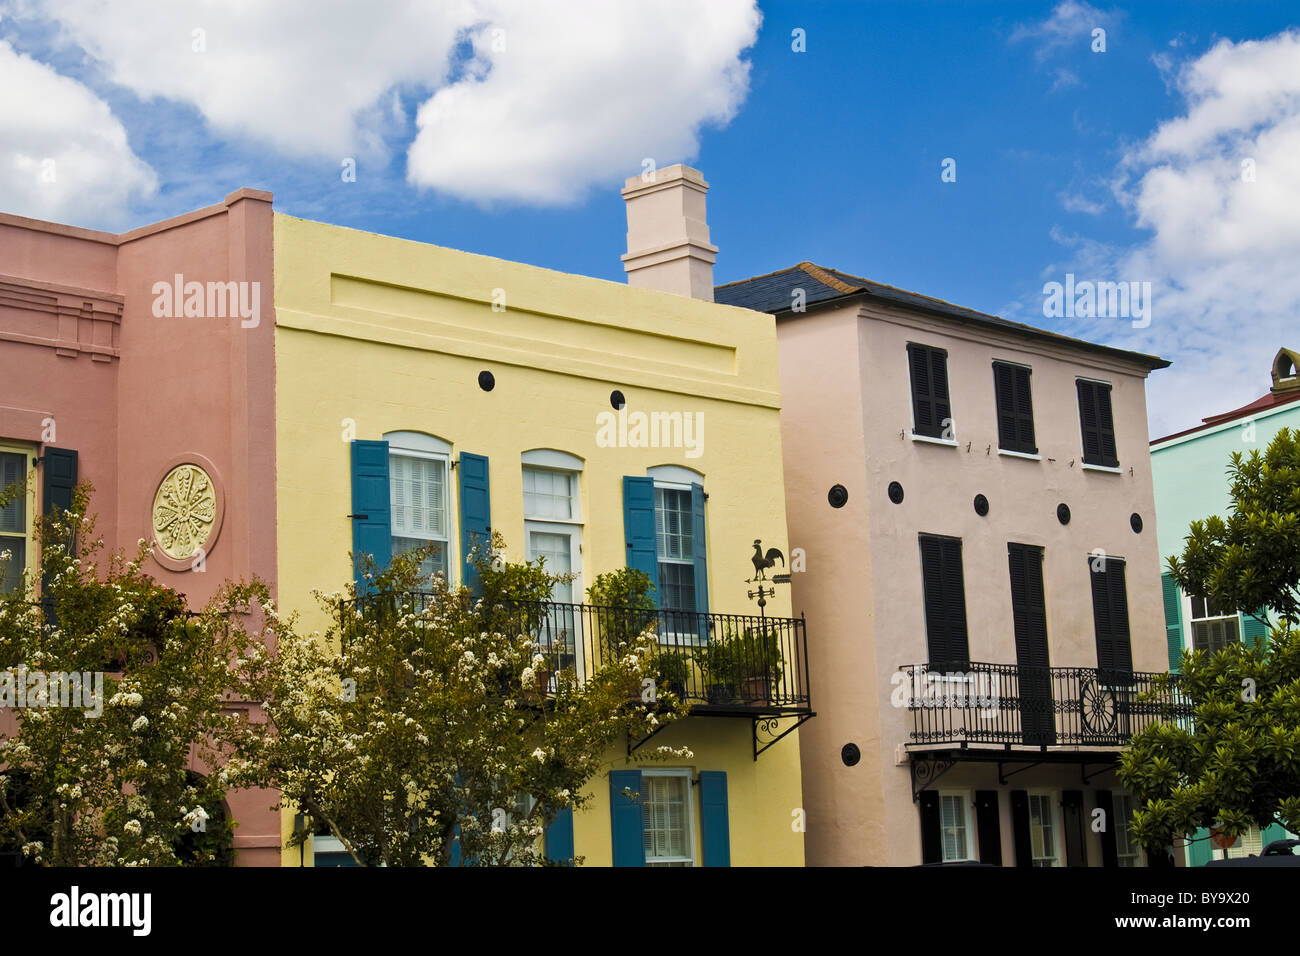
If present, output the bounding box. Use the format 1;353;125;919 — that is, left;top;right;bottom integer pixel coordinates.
0;39;155;224
1043;30;1300;438
9;0;761;206
1010;1;1115;90
1060;191;1105;215
405;0;761;204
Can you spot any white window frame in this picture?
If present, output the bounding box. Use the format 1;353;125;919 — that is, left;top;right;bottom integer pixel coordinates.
1185;592;1241;654
641;768;696;867
651;479;702;646
938;789;975;863
1027;791;1062;867
0;442;36;598
385;431;454;586
1112;793;1145;867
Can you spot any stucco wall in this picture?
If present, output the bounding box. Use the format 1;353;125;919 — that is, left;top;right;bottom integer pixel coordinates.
273;213;805;866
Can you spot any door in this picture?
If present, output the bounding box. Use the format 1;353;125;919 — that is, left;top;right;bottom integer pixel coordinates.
1009;544;1055;745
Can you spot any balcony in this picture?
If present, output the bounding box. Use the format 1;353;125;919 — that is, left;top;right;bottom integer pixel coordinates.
341;594;815;758
899;661;1191;750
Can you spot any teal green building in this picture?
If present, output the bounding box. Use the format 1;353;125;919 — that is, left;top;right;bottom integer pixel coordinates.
1150;347;1300;865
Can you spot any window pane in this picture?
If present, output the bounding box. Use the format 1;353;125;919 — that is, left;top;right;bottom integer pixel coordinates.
390;455;446;537
523;468;573;520
0;453;25;535
643;775;689;863
655;487;692;561
528;530;573;604
940;795;967;861
658;561;696;613
0;537;25;595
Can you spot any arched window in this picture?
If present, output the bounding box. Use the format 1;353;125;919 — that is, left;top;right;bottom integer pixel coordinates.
384;431;453;584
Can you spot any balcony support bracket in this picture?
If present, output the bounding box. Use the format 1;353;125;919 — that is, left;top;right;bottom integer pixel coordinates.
997;760;1045;785
1080;761;1118;784
627;721;671;757
753;713;815;761
910;755;958;800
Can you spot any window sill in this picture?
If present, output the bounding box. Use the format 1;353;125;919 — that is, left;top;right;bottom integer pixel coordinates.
997;449;1041;461
911;434;958;447
1081;462;1122;474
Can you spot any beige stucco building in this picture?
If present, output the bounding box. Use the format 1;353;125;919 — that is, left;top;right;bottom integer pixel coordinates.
717;263;1173;867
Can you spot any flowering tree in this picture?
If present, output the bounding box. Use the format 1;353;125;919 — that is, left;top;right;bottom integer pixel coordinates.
243;533;690;866
0;486;266;865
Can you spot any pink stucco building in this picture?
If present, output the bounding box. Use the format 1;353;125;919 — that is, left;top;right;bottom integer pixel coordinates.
0;189;280;865
717;262;1173;867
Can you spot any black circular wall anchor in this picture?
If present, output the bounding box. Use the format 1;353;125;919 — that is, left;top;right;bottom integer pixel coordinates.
828;484;849;508
1057;503;1071;525
887;481;904;505
610;389;626;410
478;370;495;392
1130;513;1143;533
841;743;861;767
973;494;989;517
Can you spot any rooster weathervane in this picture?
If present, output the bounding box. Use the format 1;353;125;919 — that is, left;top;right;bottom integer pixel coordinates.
747;539;789;617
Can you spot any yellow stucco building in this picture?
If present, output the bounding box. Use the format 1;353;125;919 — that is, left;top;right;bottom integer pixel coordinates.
272;165;810;866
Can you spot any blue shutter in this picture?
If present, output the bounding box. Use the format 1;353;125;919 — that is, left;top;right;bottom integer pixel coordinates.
41;447;79;615
448;824;462;867
622;477;658;607
350;440;391;591
458;453;491;594
690;483;709;615
545;807;575;865
698;771;730;867
1241;611;1270;649
1161;574;1184;672
609;769;645;867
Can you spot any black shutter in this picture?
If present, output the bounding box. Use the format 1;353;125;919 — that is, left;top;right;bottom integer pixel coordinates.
919;790;942;864
1010;790;1033;867
994;363;1037;454
1062;790;1088;867
1091;557;1133;684
975;790;1002;865
920;534;970;669
909;343;951;439
42;448;78;518
40;448;78;623
1095;790;1118;868
1077;380;1118;467
1010;544;1055;745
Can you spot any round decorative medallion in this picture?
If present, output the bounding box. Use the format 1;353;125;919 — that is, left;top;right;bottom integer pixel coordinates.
973;493;989;516
841;743;861;767
1057;502;1071;525
887;481;904;504
152;464;217;560
610;389;626;410
1130;512;1143;533
828;484;849;508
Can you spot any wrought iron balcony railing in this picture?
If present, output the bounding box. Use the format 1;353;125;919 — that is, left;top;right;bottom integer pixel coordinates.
899;661;1192;749
340;593;812;716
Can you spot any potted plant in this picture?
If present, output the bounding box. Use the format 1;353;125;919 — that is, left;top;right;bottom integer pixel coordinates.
695;633;744;704
651;651;689;702
736;626;783;706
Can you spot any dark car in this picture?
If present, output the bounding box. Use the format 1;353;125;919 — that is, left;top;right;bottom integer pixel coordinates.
1205;838;1300;867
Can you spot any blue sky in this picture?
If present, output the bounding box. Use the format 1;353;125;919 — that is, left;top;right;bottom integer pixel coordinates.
3;1;1298;437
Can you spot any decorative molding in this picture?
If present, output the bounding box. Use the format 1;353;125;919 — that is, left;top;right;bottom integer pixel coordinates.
147;453;225;572
0;274;122;362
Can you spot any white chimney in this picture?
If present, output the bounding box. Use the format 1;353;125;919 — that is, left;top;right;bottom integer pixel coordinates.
621;164;717;301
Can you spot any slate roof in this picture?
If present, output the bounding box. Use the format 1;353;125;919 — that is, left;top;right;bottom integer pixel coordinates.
714;261;1170;371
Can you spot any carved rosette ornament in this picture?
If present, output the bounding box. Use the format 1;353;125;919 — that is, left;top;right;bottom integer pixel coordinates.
152;464;217;560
